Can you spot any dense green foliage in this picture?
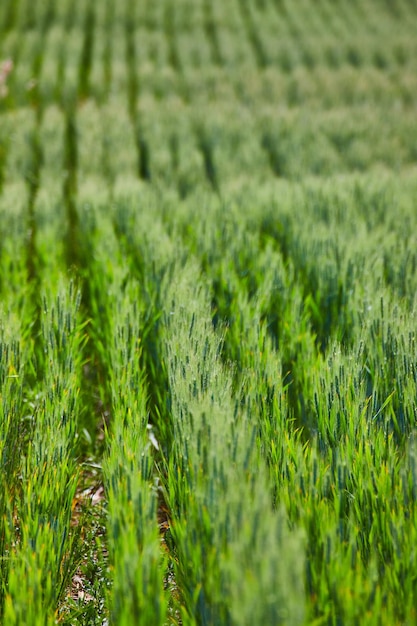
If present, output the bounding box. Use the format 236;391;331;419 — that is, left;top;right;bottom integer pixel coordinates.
1;0;417;623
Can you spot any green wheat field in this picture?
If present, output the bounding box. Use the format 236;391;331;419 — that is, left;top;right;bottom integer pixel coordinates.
1;0;417;624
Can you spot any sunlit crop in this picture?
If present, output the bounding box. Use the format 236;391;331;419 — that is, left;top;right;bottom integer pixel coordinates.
1;0;417;624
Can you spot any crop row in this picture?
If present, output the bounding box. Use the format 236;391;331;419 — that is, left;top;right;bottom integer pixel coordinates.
2;0;417;623
1;0;416;201
103;179;417;623
1;104;416;212
3;163;417;621
1;0;417;109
